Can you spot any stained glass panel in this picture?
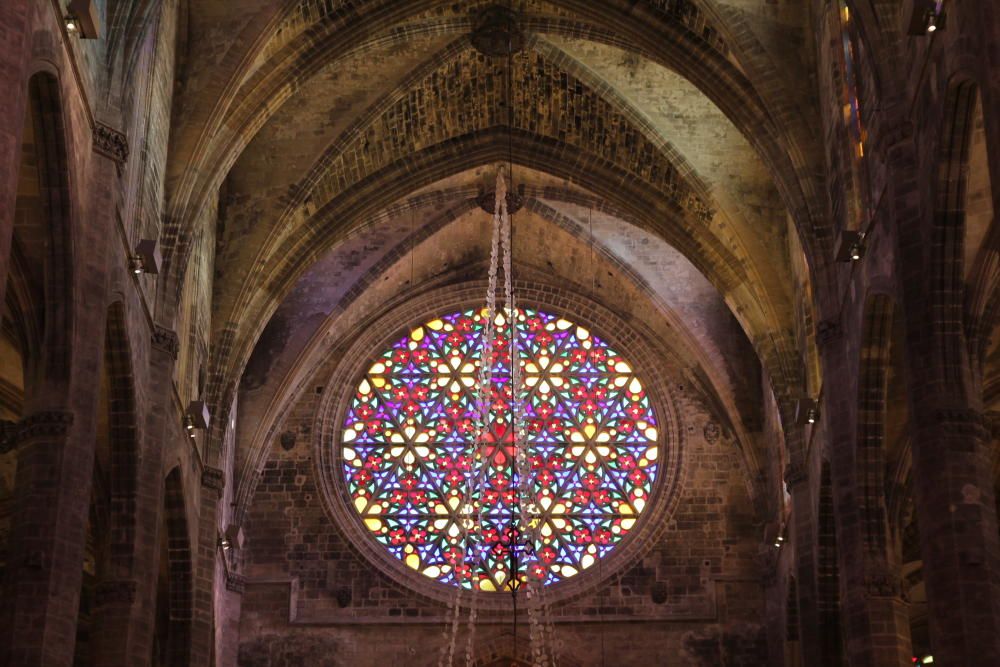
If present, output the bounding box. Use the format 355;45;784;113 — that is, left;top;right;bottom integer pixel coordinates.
340;307;659;591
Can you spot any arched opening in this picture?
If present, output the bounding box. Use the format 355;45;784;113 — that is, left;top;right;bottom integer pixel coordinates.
0;70;70;590
817;461;844;666
153;467;192;666
73;303;138;665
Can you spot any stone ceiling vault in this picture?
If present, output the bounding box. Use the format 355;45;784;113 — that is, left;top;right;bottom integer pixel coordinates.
158;0;828;515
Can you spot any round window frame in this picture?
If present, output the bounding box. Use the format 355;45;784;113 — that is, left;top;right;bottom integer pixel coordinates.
313;284;685;610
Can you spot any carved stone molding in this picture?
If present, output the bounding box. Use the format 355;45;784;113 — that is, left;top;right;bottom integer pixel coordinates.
95;579;137;606
92;122;130;165
15;411;74;444
202;466;225;494
226;571;246;594
151;326;180;360
784;461;808;489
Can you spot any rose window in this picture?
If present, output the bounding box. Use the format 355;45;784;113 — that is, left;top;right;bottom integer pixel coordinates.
339;307;660;592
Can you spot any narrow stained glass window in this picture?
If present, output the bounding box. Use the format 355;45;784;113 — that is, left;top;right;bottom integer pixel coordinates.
340;307;660;592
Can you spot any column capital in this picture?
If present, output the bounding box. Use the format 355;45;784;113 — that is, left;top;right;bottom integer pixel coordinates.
92;122;130;165
14;411;74;444
151;326;180;360
864;560;903;599
201;466;225;495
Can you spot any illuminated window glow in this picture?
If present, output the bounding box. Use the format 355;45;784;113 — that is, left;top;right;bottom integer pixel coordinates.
340;307;660;591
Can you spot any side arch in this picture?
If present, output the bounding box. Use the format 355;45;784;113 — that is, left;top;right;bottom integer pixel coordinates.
154;467;193;666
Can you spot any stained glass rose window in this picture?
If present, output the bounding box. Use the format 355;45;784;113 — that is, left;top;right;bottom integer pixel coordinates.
339;307;660;592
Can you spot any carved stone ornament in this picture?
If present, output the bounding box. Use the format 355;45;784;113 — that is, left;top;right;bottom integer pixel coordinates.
202;466;225;494
152;326;180;360
470;6;525;57
864;560;902;598
16;411;75;444
95;579;137;606
92;122;130;165
703;421;721;444
650;581;669;605
476;188;524;215
280;430;297;451
334;586;352;608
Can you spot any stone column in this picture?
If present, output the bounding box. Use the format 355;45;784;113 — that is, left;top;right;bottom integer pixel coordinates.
0;412;82;667
819;323;912;667
785;461;822;667
216;568;245;667
0;0;32;310
1;127;115;667
91;326;179;667
908;397;1000;664
191;467;225;666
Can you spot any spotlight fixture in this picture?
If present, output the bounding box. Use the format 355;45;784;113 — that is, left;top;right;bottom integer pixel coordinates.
906;0;945;36
795;398;820;426
835;230;865;263
224;524;245;552
66;1;101;39
183;414;196;434
130;239;162;275
185;400;211;432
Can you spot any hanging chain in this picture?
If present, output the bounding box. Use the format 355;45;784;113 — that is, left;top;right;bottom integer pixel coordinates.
441;171;556;667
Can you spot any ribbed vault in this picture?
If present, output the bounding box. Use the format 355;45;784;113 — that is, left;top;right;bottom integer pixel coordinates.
160;0;827;530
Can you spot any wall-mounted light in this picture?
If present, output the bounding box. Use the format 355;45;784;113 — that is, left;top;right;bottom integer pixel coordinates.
906;0;945;35
66;0;100;39
796;398;820;425
224;525;245;551
835;230;865;263
185;401;211;440
130;239;162;275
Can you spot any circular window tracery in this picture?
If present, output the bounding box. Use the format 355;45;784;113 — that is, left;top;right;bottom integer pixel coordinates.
339;306;660;592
